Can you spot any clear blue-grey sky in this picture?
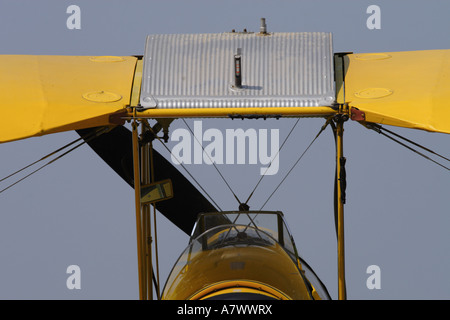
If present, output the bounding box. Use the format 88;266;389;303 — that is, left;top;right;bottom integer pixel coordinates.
0;0;449;299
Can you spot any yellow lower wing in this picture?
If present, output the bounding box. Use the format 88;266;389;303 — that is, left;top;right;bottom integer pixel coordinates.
344;49;450;134
0;55;138;143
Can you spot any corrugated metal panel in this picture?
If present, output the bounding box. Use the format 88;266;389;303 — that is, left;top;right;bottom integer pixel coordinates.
140;32;335;109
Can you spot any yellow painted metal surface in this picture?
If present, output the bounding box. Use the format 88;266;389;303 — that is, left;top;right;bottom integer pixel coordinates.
0;55;138;143
133;106;337;119
344;50;450;134
189;280;290;300
162;244;312;300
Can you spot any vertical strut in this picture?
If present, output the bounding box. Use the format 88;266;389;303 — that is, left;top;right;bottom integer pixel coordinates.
132;119;164;300
149;139;161;299
335;117;347;300
132;120;145;300
141;123;153;300
334;52;349;300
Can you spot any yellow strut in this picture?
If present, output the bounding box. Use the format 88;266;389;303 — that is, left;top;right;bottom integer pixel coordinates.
336;117;347;300
132;120;145;300
129;106;337;119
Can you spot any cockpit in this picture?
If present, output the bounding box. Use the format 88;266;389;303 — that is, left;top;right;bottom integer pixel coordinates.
190;211;299;260
162;211;331;300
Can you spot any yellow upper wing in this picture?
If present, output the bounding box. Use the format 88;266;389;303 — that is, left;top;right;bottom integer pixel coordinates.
344;50;450;134
0;55;138;143
2;49;449;143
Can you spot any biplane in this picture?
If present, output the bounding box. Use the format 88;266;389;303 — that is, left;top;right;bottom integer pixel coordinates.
0;18;449;300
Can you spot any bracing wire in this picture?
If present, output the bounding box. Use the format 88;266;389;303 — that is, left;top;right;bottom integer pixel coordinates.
0;141;86;194
0;137;84;184
381;126;450;163
366;123;450;171
182;119;242;206
142;121;223;211
260;117;332;210
0;127;110;195
244;118;301;206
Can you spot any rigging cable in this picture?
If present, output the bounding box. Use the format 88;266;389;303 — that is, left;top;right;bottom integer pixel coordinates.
0;136;85;184
260;116;333;210
244;118;301;207
0;127;110;195
225;118;304;244
182;119;242;207
236;118;302;234
365;123;450;171
143;121;223;211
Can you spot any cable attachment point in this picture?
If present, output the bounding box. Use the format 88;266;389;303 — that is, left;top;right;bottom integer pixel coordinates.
239;203;250;211
364;122;382;133
141;119;173;145
333;113;349;123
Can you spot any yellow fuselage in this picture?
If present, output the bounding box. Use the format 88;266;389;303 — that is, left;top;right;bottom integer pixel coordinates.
162;243;312;300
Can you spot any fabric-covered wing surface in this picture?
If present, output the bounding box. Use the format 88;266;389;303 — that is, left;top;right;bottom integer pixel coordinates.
0;55;137;143
344;49;450;134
